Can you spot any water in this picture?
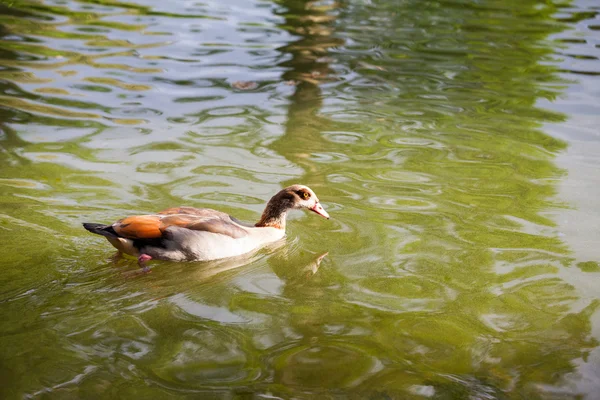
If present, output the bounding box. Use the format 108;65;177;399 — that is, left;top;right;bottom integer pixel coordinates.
1;0;600;398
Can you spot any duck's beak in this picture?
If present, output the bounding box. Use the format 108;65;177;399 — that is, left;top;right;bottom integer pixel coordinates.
310;202;330;219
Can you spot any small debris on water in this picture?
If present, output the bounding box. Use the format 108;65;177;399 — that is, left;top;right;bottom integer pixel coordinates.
232;81;258;90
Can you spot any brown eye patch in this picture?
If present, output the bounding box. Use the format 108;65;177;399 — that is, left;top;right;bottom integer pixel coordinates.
297;190;311;199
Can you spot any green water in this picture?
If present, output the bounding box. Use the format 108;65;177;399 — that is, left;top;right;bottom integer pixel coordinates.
1;0;600;398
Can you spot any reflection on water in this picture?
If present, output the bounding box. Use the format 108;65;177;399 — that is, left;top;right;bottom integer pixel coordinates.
1;0;600;398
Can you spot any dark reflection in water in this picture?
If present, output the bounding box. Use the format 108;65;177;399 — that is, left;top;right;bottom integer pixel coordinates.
1;0;600;398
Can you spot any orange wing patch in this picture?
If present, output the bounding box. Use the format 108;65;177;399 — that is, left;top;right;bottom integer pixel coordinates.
113;215;195;239
113;215;163;239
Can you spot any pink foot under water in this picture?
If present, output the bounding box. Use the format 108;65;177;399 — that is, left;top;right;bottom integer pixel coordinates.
137;254;152;272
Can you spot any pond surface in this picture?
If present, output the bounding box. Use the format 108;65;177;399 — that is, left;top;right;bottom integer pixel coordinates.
1;0;600;398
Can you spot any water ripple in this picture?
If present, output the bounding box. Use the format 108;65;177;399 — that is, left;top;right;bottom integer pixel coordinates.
0;0;598;398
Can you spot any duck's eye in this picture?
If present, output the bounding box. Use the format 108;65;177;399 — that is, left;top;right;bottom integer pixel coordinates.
302;191;310;200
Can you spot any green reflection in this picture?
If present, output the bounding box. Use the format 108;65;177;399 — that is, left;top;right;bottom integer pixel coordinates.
0;0;597;398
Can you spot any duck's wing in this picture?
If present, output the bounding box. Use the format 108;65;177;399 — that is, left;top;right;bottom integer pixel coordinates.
158;206;227;217
112;211;249;240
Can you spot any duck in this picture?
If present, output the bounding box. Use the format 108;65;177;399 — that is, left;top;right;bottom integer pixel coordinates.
83;184;329;270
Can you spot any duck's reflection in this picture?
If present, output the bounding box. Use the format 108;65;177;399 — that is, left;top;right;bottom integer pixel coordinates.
179;242;327;283
117;239;328;285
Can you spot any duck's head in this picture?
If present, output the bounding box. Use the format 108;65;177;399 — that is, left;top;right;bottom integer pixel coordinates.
256;184;330;229
281;184;330;219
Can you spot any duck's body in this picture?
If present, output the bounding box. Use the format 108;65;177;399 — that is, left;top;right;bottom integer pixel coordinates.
83;185;329;269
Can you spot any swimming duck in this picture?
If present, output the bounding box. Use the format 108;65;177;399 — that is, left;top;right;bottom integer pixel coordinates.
83;184;329;270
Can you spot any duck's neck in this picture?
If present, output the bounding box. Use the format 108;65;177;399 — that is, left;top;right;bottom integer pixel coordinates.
255;193;291;230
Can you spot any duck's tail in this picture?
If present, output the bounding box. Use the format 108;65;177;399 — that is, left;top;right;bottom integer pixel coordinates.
83;223;118;238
